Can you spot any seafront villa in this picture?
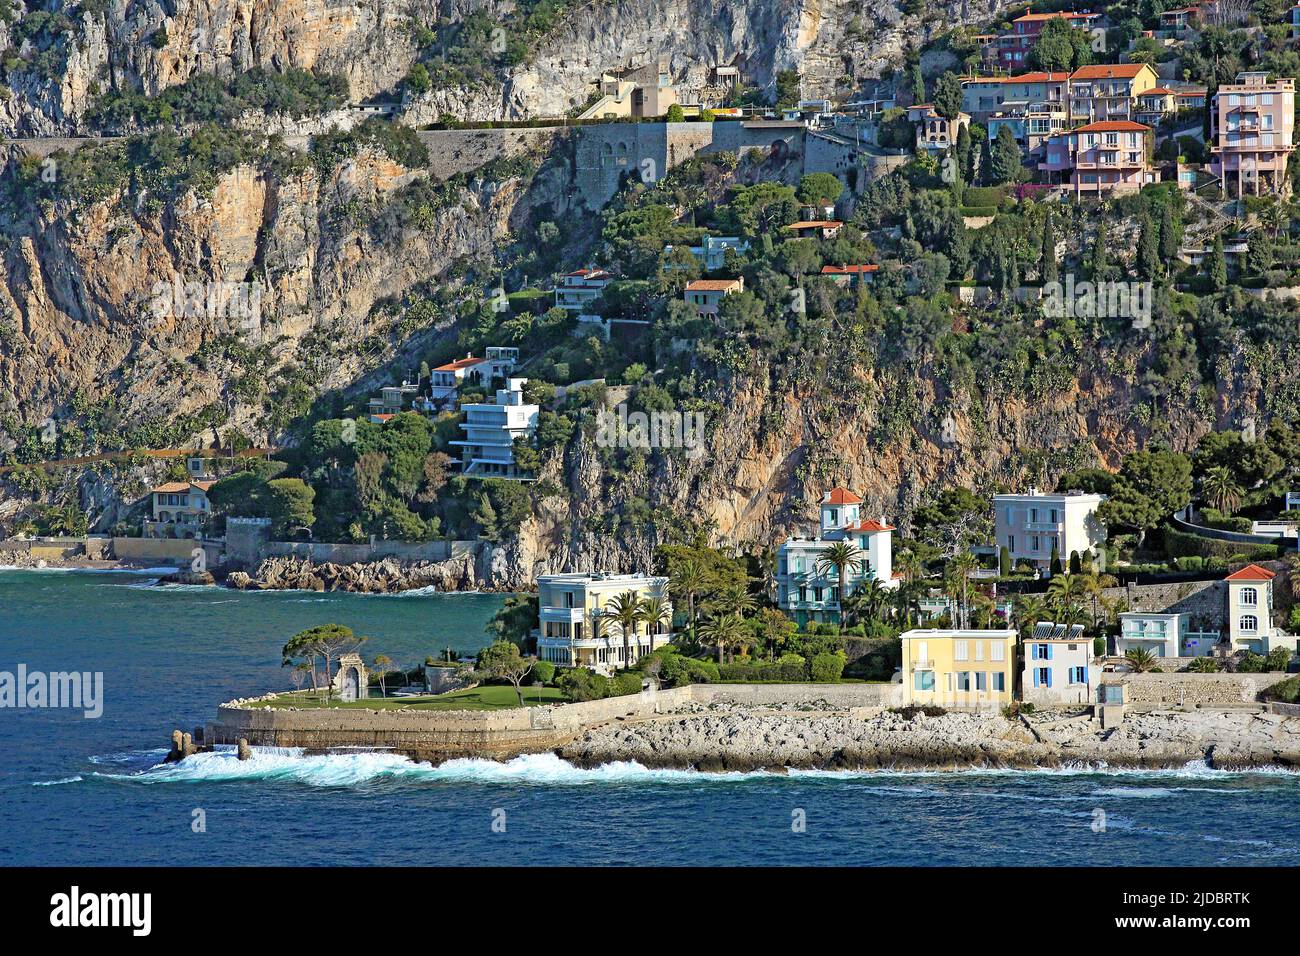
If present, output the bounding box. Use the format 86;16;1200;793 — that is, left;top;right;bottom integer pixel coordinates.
535;572;673;670
1020;622;1097;706
1114;564;1293;659
992;487;1107;572
900;628;1017;710
144;479;215;538
775;487;895;627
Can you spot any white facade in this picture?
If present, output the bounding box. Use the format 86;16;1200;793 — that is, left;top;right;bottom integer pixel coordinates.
1022;637;1098;705
1116;612;1186;658
428;347;519;405
775;488;895;627
993;488;1107;571
536;572;673;673
1226;566;1281;654
554;270;612;312
664;236;751;271
450;378;539;480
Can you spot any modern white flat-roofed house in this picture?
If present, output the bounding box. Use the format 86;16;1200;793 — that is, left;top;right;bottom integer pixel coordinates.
449;378;538;480
1021;623;1098;705
554;269;613;311
775;487;895;628
993;487;1107;572
683;277;743;316
1116;611;1189;659
664;236;750;271
536;572;673;671
900;628;1017;710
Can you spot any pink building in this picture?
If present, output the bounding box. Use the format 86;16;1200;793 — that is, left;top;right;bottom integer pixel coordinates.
986;10;1104;69
1039;120;1153;196
1210;72;1296;197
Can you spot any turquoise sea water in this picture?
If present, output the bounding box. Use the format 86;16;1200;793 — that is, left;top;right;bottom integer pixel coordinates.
2;567;1300;867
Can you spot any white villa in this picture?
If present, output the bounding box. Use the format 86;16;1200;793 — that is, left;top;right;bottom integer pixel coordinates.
993;487;1107;573
554;269;613;312
449;377;539;480
536;572;673;672
683;277;744;316
1115;563;1292;659
1021;622;1098;706
664;236;750;271
428;348;519;405
775;487;896;628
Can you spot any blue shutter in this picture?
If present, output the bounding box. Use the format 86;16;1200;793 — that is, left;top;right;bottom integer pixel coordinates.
1032;670;1039;687
1045;669;1053;688
1046;644;1054;660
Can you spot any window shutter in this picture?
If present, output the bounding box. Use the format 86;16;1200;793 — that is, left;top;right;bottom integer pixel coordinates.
1045;669;1053;688
1046;644;1053;660
1033;670;1039;687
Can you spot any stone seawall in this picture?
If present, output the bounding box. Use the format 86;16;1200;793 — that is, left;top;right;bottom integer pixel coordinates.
1119;672;1290;707
206;683;898;762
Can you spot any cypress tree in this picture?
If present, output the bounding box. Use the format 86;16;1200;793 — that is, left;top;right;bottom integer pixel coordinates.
1090;216;1109;279
1159;201;1180;261
1041;210;1059;284
1137;209;1159;279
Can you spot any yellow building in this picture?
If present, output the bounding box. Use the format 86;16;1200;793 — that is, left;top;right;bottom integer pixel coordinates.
900;629;1018;710
536;572;673;671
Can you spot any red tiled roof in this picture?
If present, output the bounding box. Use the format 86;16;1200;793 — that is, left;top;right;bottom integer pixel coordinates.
787;220;842;230
1070;63;1152;80
823;487;862;505
433;355;484;372
1073;120;1151;132
1016;10;1101;21
684;278;742;291
151;480;214;494
821;264;879;275
1225;564;1276;581
846;519;895;532
371;413;396;422
1145;88;1176;95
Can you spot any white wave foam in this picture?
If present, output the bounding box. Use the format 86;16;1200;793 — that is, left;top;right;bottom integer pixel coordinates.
32;776;83;786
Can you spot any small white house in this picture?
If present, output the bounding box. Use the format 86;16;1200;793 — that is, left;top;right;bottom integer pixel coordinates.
1226;564;1284;654
1021;623;1098;706
554;269;613;311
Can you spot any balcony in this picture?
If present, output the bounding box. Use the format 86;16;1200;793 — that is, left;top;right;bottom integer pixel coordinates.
911;660;935;671
540;607;585;624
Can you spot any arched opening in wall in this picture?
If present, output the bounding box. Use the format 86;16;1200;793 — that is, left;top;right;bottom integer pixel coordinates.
615;141;630;167
769;140;788;163
601;142;614;167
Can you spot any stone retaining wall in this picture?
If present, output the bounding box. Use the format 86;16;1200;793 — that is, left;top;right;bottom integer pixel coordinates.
1119;672;1290;707
207;683;898;762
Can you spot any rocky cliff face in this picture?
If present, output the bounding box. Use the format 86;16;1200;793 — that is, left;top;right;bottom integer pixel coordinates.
1;0;1004;135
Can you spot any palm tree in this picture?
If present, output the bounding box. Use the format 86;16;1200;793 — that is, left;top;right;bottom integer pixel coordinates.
815;540;861;624
1047;573;1084;626
1123;647;1157;673
945;551;980;628
1200;465;1244;516
669;557;708;639
1015;594;1048;639
1081;571;1118;631
895;548;925;583
604;591;647;670
708;582;757;618
894;579;926;628
697;612;747;665
642;595;672;651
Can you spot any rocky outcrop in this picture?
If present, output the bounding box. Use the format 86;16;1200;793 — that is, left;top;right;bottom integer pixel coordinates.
556;704;1300;771
226;552;503;593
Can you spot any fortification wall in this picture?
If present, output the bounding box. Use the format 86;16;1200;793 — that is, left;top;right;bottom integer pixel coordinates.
415;127;565;182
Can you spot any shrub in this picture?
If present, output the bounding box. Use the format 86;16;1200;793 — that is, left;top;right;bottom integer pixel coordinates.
659;654;719;686
1266;675;1300;703
1237;651;1267;673
1188;657;1219;673
610;671;644;696
1264;646;1294;672
532;660;556;685
890;704;947;719
810;651;847;682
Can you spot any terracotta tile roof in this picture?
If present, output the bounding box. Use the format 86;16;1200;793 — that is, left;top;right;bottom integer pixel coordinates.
684;278;742;291
370;413;396;422
433;355;484;372
1016;10;1101;21
1072;120;1151;132
846;519;895;532
565;268;611;279
823;487;862;505
787;220;842;230
1145;87;1176;95
1070;63;1152;80
821;264;879;275
151;480;214;494
1225;564;1276;581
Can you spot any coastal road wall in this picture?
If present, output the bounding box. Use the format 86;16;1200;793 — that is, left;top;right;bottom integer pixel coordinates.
1119;672;1291;707
206;682;900;762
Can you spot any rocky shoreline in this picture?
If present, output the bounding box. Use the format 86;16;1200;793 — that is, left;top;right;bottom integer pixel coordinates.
224;553;511;593
555;704;1300;773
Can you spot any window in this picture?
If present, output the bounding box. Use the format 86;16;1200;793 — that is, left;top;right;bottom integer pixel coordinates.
798;586;807;602
991;642;1005;662
1240;587;1258;606
974;641;984;662
914;671;934;691
957;672;972;691
813;587;823;602
1008;535;1015;552
917;641;929;662
1069;666;1086;684
1240;615;1258;632
1035;667;1051;688
954;640;969;661
564;591;575;608
976;672;987;691
992;672;1006;692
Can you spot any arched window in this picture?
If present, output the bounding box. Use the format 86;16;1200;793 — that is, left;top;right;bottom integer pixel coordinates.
1240;587;1258;606
1239;615;1258;632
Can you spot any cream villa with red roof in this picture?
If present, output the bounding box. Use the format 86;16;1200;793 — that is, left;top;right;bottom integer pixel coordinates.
1067;63;1158;123
428;347;520;405
1225;564;1286;654
785;220;842;239
146;479;215;536
683;277;744;315
775;487;896;627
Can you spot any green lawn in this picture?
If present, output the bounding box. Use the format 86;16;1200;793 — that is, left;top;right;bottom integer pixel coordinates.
252;685;568;711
